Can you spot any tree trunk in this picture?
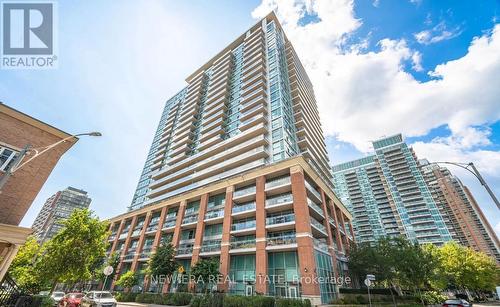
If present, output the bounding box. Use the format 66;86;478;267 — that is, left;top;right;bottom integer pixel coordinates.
389;284;397;307
49;279;58;295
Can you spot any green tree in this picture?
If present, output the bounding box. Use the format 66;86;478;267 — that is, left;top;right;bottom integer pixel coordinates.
115;271;138;291
39;209;110;293
436;242;499;292
147;243;178;291
8;237;50;294
190;258;220;293
95;252;120;290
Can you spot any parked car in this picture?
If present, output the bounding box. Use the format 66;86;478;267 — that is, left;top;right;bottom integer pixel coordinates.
59;292;84;307
442;299;472;307
51;292;65;305
80;291;117;307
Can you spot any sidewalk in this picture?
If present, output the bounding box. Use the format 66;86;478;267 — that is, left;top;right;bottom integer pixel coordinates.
117;303;190;307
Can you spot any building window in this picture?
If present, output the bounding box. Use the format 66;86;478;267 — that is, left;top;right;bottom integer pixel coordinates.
0;146;18;172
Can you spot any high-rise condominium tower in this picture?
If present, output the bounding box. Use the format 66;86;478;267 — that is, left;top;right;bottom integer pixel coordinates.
32;187;91;242
108;13;353;305
420;160;500;262
129;14;332;212
333;134;452;245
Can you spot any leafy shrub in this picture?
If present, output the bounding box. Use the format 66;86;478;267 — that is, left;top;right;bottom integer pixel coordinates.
191;293;224;307
32;295;55;307
276;297;311;307
416;291;447;305
355;295;368;304
115;292;138;302
224;295;275;307
340;288;395;295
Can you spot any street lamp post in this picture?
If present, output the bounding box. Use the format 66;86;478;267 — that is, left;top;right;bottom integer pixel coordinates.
435;161;499;210
0;132;101;193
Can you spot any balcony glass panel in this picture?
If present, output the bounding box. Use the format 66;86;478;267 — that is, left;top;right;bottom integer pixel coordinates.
231;219;256;231
313;238;329;253
201;240;221;253
232;202;256;214
266;212;295;226
266;193;293;207
265;176;291;189
230;235;256;249
267;231;296;246
234;186;256;198
311;217;327;233
176;245;193;255
182;214;199;225
307;198;324;217
205;209;224;220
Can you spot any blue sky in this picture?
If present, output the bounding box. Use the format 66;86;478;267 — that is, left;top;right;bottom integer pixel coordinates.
1;0;499;236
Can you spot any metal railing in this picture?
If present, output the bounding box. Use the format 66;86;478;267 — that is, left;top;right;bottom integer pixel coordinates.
231;220;256;231
267;233;297;246
232;202;256;214
234;186;256;197
230;239;256;249
266;213;295;226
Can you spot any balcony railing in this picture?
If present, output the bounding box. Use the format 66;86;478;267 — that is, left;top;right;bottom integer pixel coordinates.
266;213;295;226
176;246;193;255
313;238;329;253
305;181;322;200
230;239;256;249
234;186;256;198
266;194;293;207
182;214;198;225
163;219;176;229
308;199;324;217
146;224;158;233
232;202;256;214
123;253;135;261
231;220;256;231
311;218;327;234
200;242;221;253
131;229;142;237
265;176;291;190
205;209;224;220
267;233;297;246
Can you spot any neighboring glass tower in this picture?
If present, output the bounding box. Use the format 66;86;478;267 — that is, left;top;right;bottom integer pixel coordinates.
333;134;452;245
129;15;332;211
32;187;92;242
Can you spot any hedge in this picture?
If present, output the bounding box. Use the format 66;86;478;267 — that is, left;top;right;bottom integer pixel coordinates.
223;295;275;307
339;288;396;295
132;292;192;305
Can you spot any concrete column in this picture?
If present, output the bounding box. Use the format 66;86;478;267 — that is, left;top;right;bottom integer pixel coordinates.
152;207;168;251
321;192;340;281
109;220;125;256
255;176;267;295
290;166;320;301
0;244;20;281
112;216;137;288
219;186;234;292
162;201;186;293
131;211;152;271
191;193;209;267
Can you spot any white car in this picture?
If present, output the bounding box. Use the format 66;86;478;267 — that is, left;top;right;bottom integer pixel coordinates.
80;291;117;307
51;292;65;304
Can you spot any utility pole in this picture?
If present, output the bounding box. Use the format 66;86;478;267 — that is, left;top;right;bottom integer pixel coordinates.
0;145;31;193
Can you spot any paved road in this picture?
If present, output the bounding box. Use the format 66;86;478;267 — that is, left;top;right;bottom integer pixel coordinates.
474;303;500;307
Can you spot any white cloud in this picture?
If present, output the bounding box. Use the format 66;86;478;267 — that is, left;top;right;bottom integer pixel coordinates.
414;21;462;45
252;1;500;153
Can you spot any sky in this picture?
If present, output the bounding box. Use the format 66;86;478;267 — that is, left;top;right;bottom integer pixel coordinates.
1;0;499;237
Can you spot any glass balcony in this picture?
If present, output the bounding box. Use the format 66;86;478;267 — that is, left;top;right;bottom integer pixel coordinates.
231;220;256;231
123;253;135;261
230;239;256;249
234;186;256;198
182;214;198;225
307;198;324;217
266;193;293;208
265;176;291;190
163;219;177;229
205;209;224;220
108;235;116;241
131;229;142;237
176;246;193;256
118;232;129;240
146;224;158;233
329;217;336;227
232;202;256;214
200;241;221;253
267;233;296;246
313;238;329;253
266;213;295;226
305;181;322;201
311;218;327;234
